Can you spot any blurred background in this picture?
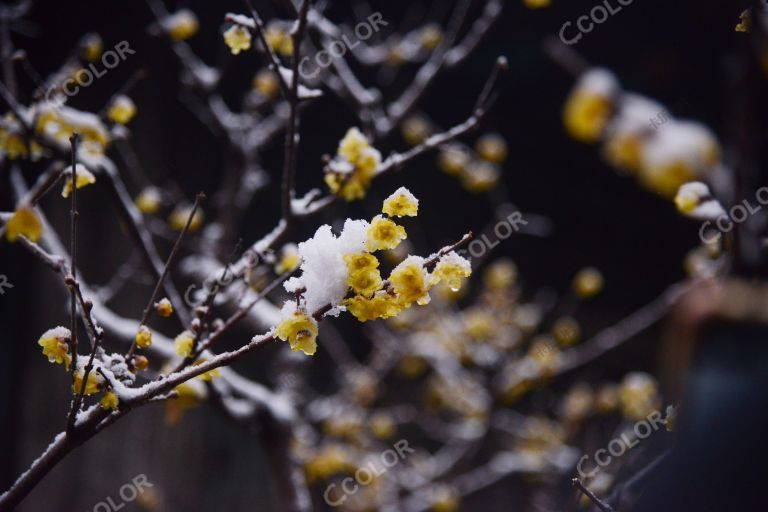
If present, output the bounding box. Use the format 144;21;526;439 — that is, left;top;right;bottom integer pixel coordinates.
1;0;764;510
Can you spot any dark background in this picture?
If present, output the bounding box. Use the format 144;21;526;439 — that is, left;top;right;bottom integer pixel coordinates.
0;0;754;510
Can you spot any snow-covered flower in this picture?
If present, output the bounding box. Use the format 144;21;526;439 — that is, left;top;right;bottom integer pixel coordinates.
430;251;472;291
81;33;103;62
107;95;137;125
135;325;152;349
73;368;104;396
275;243;301;274
366;215;407;251
135;187;162;214
638;121;720;197
275;302;319;356
61;164;96;198
155;297;174;318
174;331;196;358
563;69;619;143
37;327;72;370
223;24;252;55
390;255;431;306
284;219;369;314
674;181;726;220
264;22;294;57
162;9;199;41
382;187;419;217
5;205;42;243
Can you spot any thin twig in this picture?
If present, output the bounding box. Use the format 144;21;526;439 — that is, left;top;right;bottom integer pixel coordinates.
572;478;615;512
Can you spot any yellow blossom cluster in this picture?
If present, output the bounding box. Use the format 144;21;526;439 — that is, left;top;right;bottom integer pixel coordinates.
564;69;722;198
36;104;110;158
325;128;382;201
434;132;507;193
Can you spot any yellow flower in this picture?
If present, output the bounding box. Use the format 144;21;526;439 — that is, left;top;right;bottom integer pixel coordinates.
370;413;396;439
572;267;603;298
382;187;419;217
437;146;470;176
1;129;28;159
168;204;204;232
483;259;517;290
390;256;430;306
61;164;96;198
82;33;103;62
618;372;659;421
135;187;162;214
343;252;379;273
164;9;199;41
193;359;221;381
347;268;383;297
304;445;353;483
430;252;471;291
366;215;407;251
133;355;149;372
174;330;196;358
275;308;319;356
275;244;301;274
736;10;751;33
637;162;696;198
100;391;119;411
429;485;460;512
475;133;508;163
552;316;580;346
461;160;500;193
107;95;137;125
224;24;252;55
343;292;403;322
155;297;174;317
135;325;152;349
419;24;443;51
674;186;699;214
524;0;551;8
564;92;614;143
401;115;432;146
338;127;370;163
265;24;294;57
463;309;496;341
73;369;104;395
253;70;279;99
603;134;643;173
5;205;42;243
37;327;72;370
